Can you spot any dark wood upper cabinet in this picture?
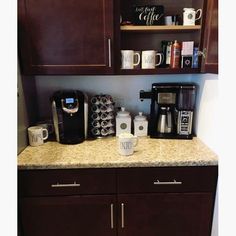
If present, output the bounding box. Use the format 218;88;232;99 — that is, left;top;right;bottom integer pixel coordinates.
201;0;218;73
18;0;218;75
18;0;114;75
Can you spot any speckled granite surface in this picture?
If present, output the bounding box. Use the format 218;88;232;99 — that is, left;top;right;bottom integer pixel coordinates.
17;137;218;169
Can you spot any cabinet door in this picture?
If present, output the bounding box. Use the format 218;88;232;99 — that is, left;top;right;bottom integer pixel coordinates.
19;195;116;236
201;0;218;73
18;0;113;75
118;193;214;236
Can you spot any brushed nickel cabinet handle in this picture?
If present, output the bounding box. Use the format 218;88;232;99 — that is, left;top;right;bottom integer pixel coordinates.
198;48;207;59
51;182;80;188
153;179;182;185
110;204;114;229
121;203;125;228
108;38;112;67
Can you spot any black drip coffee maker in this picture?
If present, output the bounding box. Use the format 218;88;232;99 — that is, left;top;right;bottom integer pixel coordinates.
140;83;196;139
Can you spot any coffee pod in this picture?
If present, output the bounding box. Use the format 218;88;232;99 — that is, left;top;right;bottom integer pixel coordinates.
91;120;101;128
101;128;109;136
101;120;108;128
100;105;108;112
101;112;108;120
91;104;100;113
91;113;100;121
91;127;100;136
91;95;101;105
101;120;114;128
101;95;113;105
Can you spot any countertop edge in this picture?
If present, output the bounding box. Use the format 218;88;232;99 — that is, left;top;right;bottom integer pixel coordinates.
17;161;218;170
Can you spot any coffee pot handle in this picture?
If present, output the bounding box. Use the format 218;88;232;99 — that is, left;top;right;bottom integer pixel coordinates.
195;9;202;21
166;110;172;129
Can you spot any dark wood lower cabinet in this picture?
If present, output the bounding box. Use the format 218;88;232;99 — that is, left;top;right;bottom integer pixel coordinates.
20;195;116;236
118;193;214;236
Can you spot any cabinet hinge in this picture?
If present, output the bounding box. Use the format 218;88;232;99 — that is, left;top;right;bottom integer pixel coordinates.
198;48;207;59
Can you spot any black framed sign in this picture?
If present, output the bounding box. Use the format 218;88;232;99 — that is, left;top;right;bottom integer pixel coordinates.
133;5;164;25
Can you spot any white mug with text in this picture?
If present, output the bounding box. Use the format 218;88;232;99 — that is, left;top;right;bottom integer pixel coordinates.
118;133;138;156
28;126;48;147
121;50;141;69
142;50;164;69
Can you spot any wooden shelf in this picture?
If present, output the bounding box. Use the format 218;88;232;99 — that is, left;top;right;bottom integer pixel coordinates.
120;25;201;32
118;68;200;75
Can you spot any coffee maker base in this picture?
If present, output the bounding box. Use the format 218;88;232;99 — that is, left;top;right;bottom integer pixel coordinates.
59;137;85;144
150;133;194;140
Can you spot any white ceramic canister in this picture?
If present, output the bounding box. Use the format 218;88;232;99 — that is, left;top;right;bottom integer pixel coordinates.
134;112;148;137
116;107;131;136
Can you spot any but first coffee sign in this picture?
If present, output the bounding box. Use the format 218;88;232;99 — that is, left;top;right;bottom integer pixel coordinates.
133;5;164;25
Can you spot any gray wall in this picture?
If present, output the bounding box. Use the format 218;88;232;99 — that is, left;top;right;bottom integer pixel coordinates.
35;74;192;121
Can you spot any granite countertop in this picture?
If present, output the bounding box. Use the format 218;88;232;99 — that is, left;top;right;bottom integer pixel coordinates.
17;137;218;170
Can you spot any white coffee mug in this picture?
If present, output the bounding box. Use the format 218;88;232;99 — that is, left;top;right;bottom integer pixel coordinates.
183;8;202;26
28;126;48;147
164;16;172;25
118;133;138;156
36;121;54;135
121;50;141;69
142;50;164;69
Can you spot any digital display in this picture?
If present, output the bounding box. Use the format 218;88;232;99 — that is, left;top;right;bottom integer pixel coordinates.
65;98;74;104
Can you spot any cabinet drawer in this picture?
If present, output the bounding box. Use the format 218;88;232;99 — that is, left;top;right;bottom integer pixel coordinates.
18;168;116;196
117;166;218;193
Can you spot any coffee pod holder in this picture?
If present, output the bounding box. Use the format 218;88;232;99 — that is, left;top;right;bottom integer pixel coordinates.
89;94;116;138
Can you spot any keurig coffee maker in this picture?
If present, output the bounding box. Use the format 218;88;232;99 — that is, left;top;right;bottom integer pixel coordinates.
51;90;88;144
140;83;196;139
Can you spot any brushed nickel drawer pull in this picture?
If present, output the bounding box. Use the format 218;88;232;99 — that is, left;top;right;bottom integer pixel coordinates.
121;203;125;228
153;179;182;185
51;182;80;188
108;38;112;67
110;204;114;229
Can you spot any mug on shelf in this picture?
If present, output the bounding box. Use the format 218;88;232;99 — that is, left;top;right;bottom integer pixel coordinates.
183;8;202;26
164;16;173;25
142;50;164;69
134;51;141;69
121;50;141;69
28;126;48;147
117;132;138;156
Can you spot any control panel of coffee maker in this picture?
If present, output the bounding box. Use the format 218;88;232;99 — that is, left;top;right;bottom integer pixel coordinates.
61;97;79;115
140;83;196;139
177;111;193;135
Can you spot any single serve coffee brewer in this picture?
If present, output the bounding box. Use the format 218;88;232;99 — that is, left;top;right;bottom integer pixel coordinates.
140;83;196;139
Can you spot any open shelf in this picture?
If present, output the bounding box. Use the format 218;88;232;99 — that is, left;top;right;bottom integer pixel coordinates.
120;25;202;32
118;68;200;75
